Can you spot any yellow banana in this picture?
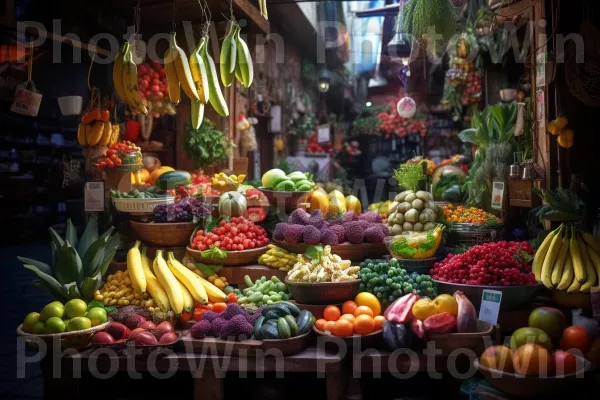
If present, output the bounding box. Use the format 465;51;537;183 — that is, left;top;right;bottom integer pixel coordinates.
122;46;148;114
532;226;560;281
570;227;586;283
140;247;170;312
189;37;210;103
235;27;254;88
557;252;574;290
169;32;200;101
87;120;104;146
113;43;128;103
220;24;237;87
551;225;570;286
177;278;194;313
580;230;600;254
167;252;208;304
164;46;180;104
578;238;597;292
99;121;112;146
541;225;563;288
587;246;600;284
200;34;229;117
191;100;204;129
195;274;227;303
153;250;184;314
77;123;87;145
110;124;120;145
127;241;146;293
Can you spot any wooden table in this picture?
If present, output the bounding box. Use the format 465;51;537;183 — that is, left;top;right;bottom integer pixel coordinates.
41;346;344;400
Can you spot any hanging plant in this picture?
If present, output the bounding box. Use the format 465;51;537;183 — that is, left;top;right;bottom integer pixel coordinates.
401;0;457;51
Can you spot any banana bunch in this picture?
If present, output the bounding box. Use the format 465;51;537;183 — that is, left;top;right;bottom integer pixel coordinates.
113;42;148;114
77;114;119;147
218;23;254;89
533;224;600;293
210;172;246;192
258;244;298;272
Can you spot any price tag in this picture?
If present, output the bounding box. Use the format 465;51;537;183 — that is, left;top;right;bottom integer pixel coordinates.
317;124;330;143
479;289;502;325
85;182;104;212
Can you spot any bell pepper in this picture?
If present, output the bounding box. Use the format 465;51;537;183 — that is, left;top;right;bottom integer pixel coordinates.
124;120;140;142
246;207;266;223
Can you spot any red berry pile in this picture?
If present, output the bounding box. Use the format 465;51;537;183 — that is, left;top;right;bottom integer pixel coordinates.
96;141;140;171
430;241;537;286
191;217;269;251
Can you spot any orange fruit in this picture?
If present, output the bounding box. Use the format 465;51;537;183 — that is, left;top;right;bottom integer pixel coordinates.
324;305;341;321
340;314;355;322
353;305;374;318
560;326;591;353
315;318;327;332
373;315;385;331
324;320;336;332
332;319;354;337
353;314;375;335
342;300;358;315
513;344;553;376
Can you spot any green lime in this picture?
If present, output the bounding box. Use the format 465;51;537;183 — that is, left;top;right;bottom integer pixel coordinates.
40;302;64;321
31;321;46;334
86;307;107;326
64;299;88;319
22;312;40;333
45;317;66;334
67;316;91;332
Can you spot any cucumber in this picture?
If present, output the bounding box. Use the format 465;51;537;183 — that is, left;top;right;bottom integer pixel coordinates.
277;317;291;339
284;315;298;337
261;321;280;339
254;315;266;340
263;303;292;318
156;171;191;190
296;310;315;335
275;282;287;293
280;301;301;317
248;292;264;303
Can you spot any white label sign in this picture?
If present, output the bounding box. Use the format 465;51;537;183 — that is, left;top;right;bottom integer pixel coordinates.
317;124;330;143
479;289;502;325
85;182;104;212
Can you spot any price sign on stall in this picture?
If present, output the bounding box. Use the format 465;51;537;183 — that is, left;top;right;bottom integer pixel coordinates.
85;182;104;212
479;289;502;325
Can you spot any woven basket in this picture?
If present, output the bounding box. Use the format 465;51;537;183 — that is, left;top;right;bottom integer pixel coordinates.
17;322;109;350
130;220;198;247
113;197;174;213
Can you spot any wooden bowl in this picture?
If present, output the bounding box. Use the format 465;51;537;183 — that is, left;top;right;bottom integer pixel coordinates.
274;240;388;261
285;279;360;305
313;326;382;348
262;330;312;356
17;322;109;350
424;320;496;356
257;188;309;214
186;245;268;266
130;221;198;247
474;357;592;398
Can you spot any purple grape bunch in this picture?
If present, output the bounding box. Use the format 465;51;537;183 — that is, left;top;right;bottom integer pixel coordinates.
152;197;210;223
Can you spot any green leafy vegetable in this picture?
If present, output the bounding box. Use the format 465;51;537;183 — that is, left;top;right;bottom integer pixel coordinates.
393;164;425;192
183;120;234;168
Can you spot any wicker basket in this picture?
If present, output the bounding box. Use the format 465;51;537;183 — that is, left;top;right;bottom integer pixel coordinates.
113;197;174;214
130;220;198;247
17;322;109;350
446;223;504;248
186;245;268;266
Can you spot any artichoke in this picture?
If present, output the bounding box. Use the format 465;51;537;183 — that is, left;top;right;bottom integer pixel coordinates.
18;214;119;302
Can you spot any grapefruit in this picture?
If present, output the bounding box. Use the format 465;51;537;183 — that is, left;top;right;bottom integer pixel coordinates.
528;307;566;340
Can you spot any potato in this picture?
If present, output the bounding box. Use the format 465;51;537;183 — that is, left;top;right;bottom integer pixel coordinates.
388;201;399;214
419;212;429;224
423;208;436;222
395;213;405;224
404;208;419;223
412;199;424;211
395;190;413;203
413;222;424;232
388;211;397;222
404;193;417;203
402;221;413;231
391;224;403;235
424;222;436;231
398;202;412;213
426;200;436;210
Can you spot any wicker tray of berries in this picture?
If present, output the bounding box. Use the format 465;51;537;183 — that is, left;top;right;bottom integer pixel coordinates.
93;141;143;172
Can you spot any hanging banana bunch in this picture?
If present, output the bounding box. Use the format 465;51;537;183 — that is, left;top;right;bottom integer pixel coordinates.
164;32;200;103
201;32;229;117
234;26;254;88
113;42;148;114
220;23;238;87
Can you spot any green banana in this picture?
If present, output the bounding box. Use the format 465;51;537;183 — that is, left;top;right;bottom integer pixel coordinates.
191;100;204;129
190;37;210;104
220;23;237;87
200;34;229;117
235;27;254;88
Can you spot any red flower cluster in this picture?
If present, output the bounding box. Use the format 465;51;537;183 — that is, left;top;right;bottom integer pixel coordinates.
378;109;427;138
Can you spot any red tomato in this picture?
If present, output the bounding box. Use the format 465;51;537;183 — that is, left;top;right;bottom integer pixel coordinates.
227;293;237;303
192;308;205;321
180;310;192;324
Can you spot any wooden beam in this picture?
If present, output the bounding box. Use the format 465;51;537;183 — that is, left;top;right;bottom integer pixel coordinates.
233;0;269;34
495;0;538;18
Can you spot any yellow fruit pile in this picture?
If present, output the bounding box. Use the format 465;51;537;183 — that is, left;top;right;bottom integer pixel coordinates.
258;244;298;271
547;116;573;149
210;173;246;192
95;270;156;310
412;294;458;321
77;108;119;147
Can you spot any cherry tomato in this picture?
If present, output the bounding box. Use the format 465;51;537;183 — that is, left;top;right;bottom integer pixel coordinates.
227;293;237;303
180;310;192;324
98;161;106;168
114;158;122;166
192;308;205;321
106;159;115;168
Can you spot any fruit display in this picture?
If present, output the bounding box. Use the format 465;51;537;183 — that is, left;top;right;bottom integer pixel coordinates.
190;303;260;340
218;191;248;218
190;217;269;251
441;204;502;225
92;319;178;346
258;244;299;271
136;62;177;117
110;187;172;199
18;215;118;302
368;201;391;221
387;225;444;259
21;299;108;334
151;196;210;223
431;241;537;286
261;169;315;192
313;296;383;337
273;209;387;246
387;190;437;234
534;224;600;293
95;268;153;309
286;245;359;283
77;108;119;147
113;42;148;114
180;256;230;290
95;141;142;172
211;173;246;192
358;259;437;308
229;275;291;306
254;303;315;339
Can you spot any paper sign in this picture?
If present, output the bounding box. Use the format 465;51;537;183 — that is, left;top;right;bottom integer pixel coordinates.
479;289;502;325
270;105;281;132
85;182;104;212
491;181;505;210
317;124;330;143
